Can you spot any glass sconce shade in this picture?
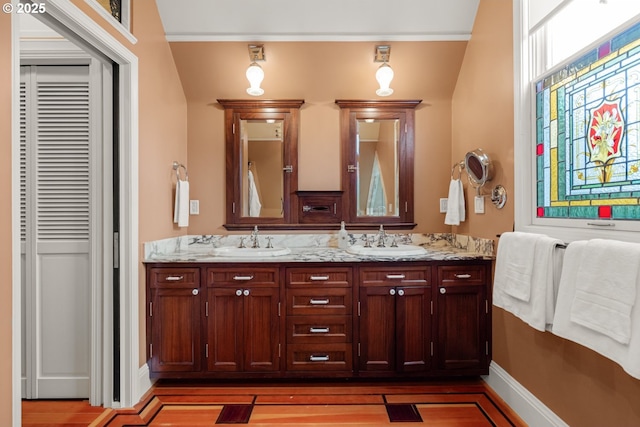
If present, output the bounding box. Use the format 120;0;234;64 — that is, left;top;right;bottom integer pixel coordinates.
246;62;265;96
375;63;394;96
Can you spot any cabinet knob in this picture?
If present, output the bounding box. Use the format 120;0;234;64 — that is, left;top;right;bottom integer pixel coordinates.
439;287;446;294
397;289;405;296
389;289;396;296
236;289;243;296
192;289;199;296
243;289;250;296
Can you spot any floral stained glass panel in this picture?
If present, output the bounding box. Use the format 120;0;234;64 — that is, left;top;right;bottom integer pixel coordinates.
535;21;640;220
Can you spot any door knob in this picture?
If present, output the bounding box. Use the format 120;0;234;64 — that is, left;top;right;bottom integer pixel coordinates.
440;288;446;294
192;289;199;296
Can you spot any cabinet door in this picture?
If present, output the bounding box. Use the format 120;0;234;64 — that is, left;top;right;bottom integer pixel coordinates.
243;287;281;372
395;286;432;373
150;288;201;373
358;285;396;372
436;283;487;372
207;287;244;372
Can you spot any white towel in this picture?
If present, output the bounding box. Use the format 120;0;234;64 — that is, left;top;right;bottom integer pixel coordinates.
248;170;262;217
493;232;565;331
444;179;465;225
552;241;640;379
569;239;640;344
173;179;189;227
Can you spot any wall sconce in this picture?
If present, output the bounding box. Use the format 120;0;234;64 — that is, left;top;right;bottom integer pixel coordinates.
374;45;394;97
246;44;265;96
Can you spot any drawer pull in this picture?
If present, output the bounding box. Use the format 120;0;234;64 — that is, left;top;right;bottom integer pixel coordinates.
233;275;254;281
454;273;472;279
309;275;330;281
309;298;330;305
309;327;330;333
309;355;330;362
386;274;406;280
440;287;446;294
164;275;184;281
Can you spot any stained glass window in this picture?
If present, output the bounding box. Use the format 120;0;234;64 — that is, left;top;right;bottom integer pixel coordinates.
535;21;640;221
96;0;121;22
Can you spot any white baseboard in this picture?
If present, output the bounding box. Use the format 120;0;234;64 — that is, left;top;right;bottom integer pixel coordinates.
137;363;155;403
483;362;569;427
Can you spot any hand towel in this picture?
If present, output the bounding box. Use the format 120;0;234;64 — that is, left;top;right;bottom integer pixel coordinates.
248;170;262;217
444;179;465;225
173;179;189;227
552;241;640;379
493;232;565;331
569;239;640;344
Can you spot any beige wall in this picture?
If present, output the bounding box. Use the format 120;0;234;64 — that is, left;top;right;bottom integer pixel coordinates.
0;11;13;425
170;41;467;234
454;1;640;426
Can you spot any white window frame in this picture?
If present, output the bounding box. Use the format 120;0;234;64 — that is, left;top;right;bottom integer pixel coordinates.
83;0;136;44
513;0;640;244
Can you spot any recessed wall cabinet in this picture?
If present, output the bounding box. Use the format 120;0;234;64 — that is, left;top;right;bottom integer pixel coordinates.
336;100;421;229
145;259;492;379
218;99;304;230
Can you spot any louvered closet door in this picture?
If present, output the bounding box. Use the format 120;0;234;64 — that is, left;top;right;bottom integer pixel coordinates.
21;65;93;399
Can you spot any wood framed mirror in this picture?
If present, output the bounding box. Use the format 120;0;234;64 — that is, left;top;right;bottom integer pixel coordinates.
218;99;304;230
336;99;421;229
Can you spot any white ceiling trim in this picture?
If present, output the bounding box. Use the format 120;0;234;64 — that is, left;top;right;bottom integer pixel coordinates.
165;32;473;43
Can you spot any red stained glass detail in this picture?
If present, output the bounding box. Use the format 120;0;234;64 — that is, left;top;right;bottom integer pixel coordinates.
598;205;612;218
536;144;544;155
598;43;611;59
537;207;545;217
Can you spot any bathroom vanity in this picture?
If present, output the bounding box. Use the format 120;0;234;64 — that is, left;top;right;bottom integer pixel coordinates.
144;234;493;380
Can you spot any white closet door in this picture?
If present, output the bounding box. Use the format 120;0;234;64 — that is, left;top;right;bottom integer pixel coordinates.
21;65;93;399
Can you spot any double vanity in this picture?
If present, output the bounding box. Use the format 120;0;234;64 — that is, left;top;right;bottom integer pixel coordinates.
144;232;494;380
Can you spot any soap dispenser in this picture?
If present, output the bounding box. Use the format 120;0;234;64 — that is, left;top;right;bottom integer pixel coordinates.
338;221;349;249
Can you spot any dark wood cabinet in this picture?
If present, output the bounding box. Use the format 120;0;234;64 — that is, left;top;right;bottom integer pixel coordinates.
147;268;201;373
435;264;490;374
145;259;491;379
206;267;281;374
357;265;432;375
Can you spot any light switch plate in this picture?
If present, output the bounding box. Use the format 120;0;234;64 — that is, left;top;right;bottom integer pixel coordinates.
474;196;485;214
439;198;448;213
190;200;200;215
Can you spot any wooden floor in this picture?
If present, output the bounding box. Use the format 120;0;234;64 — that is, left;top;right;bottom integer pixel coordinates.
22;379;527;426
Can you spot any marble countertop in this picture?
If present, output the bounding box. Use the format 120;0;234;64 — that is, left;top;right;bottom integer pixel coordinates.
144;233;495;264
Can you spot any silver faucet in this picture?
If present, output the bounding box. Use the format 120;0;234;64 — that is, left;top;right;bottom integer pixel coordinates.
376;225;386;247
250;225;260;248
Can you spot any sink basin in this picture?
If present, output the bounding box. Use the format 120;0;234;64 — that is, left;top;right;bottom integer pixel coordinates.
211;246;292;258
346;244;427;257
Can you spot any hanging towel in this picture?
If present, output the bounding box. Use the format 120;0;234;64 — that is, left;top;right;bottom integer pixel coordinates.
248;169;262;217
552;241;640;379
493;232;565;331
444;179;465;225
569;239;640;344
173;179;190;227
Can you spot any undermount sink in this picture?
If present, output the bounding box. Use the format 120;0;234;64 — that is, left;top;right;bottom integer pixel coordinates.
346;244;428;257
211;246;292;258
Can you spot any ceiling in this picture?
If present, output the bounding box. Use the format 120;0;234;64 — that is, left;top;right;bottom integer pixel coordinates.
155;0;480;42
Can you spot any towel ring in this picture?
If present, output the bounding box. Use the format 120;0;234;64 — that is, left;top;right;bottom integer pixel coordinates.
450;161;464;180
173;161;188;181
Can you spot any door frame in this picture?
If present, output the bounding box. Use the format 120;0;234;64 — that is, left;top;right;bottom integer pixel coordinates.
11;0;140;422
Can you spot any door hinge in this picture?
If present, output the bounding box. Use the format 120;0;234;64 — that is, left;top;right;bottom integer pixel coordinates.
232;202;236;214
150;344;153;358
278;302;281;317
149;302;152;317
486;300;489;314
206;343;209;358
430;300;433;315
205;301;209;317
430;341;433;357
113;231;119;269
358;342;361;357
278;343;281;358
486;341;489;355
357;301;361;317
405;201;408;213
232;123;235;134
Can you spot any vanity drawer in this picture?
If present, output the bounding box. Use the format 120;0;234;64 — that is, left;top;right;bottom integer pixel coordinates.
437;265;486;284
286;267;352;288
149;268;200;288
206;267;279;287
360;266;430;286
286;343;353;371
287;315;351;344
287;288;352;315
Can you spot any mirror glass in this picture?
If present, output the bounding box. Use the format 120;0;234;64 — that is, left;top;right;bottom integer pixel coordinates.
356;119;399;217
240;119;284;218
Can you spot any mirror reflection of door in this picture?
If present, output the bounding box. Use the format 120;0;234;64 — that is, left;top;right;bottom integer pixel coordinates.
240;119;284;218
356;119;399;217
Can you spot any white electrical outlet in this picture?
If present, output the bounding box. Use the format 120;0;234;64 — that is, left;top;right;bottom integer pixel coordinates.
474;196;485;214
439;198;448;213
189;200;200;215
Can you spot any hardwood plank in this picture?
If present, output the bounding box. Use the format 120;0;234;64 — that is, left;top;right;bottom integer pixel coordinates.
250;404;391;424
255;394;383;404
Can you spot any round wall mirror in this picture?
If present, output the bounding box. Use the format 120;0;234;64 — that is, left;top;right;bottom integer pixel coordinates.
464;149;493;186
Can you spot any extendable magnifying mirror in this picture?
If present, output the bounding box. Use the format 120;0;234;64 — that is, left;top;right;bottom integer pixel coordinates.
464;148;493;187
